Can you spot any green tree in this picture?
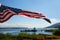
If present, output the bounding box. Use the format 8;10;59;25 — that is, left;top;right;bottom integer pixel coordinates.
53;25;60;36
53;30;60;36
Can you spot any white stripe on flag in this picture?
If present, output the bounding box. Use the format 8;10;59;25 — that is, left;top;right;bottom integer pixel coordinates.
0;9;15;18
0;13;13;21
0;9;15;22
19;12;45;18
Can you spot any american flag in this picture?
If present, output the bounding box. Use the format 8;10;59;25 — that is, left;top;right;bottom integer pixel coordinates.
0;3;51;23
0;9;15;23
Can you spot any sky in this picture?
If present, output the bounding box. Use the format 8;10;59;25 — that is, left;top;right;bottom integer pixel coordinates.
0;0;60;28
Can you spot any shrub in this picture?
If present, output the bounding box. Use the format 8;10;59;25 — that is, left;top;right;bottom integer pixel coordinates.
53;30;60;36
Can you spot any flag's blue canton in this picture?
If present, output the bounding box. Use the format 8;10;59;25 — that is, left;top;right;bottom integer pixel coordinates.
0;5;22;14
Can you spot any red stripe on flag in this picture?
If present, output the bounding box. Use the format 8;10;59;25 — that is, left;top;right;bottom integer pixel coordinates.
0;14;14;23
0;9;15;23
19;10;46;18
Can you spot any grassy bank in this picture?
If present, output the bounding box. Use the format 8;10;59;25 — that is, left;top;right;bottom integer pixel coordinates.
0;33;60;40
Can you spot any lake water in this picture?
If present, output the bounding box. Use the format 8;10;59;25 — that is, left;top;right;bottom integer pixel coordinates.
0;28;57;35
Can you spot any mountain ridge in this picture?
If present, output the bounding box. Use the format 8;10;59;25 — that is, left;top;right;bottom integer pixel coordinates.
46;23;60;28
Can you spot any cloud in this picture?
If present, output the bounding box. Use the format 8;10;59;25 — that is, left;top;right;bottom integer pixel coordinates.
50;18;60;24
0;18;60;28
